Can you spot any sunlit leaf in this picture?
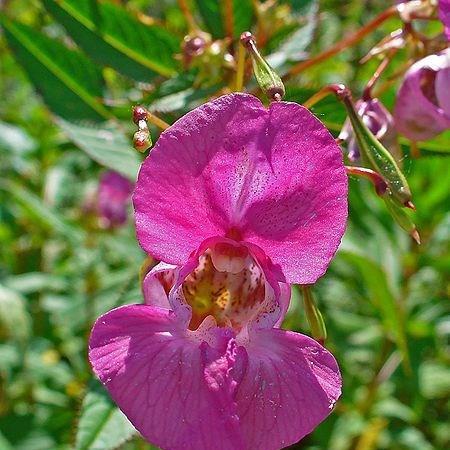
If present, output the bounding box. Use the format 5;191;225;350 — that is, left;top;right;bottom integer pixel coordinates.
340;251;410;370
75;380;137;450
2;181;85;244
43;0;179;80
266;0;318;70
0;285;31;342
57;119;141;180
1;18;111;121
195;0;253;38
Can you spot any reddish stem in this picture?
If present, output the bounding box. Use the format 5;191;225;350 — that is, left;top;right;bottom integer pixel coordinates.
284;5;397;80
345;166;388;197
362;50;397;100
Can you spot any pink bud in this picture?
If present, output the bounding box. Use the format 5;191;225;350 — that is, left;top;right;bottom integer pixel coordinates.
394;49;450;141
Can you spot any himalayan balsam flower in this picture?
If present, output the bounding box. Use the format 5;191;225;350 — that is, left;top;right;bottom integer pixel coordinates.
394;48;450;141
89;94;348;450
97;170;133;228
339;97;399;162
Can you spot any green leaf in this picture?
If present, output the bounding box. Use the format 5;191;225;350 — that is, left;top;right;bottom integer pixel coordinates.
75;380;137;450
195;0;224;38
340;251;410;370
43;0;179;80
1;18;111;122
0;122;36;154
232;0;254;38
1;181;85;244
57;119;141;180
266;0;318;70
0;285;31;342
195;0;254;39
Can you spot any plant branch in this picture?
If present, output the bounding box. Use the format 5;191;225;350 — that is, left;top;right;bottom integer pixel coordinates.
284;5;397;80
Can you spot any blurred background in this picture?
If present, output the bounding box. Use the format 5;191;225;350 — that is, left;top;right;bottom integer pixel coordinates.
0;1;449;449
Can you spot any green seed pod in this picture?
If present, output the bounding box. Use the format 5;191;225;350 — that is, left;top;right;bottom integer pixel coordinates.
384;194;420;244
240;32;285;101
301;286;327;344
341;93;413;208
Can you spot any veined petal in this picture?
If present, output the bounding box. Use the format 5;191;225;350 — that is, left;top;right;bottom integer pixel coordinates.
236;328;341;450
134;93;347;284
89;305;246;450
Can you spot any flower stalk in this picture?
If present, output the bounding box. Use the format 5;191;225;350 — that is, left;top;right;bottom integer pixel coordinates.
284;5;397;80
345;166;388;197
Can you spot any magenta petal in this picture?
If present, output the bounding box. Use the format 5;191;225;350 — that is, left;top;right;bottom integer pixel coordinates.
236;329;341;450
134;93;347;284
89;305;247;450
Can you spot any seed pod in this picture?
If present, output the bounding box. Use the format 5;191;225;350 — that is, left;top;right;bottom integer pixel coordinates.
384;194;420;244
301;286;327;344
341;91;413;208
240;31;285;101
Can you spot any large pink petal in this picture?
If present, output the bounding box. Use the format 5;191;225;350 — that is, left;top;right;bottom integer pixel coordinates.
89;305;246;450
134;93;347;284
236;329;341;450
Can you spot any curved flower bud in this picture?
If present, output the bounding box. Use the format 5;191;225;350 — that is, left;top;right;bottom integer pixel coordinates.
339;97;399;162
394;49;450;141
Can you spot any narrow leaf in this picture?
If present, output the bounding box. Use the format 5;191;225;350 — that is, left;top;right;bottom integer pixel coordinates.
57;119;141;181
75;380;137;450
341;251;410;371
1;18;111;122
43;0;179;79
195;0;253;38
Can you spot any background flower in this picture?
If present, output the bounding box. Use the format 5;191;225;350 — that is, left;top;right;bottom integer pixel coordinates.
394;49;450;141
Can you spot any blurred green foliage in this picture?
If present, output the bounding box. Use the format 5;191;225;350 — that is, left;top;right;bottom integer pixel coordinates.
0;0;449;449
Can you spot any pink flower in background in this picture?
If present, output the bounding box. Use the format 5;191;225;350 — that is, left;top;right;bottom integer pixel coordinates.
394;49;450;141
439;0;450;39
339;97;399;161
97;171;133;228
89;94;348;450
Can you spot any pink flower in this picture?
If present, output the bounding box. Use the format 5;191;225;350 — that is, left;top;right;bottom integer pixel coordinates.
339;97;399;162
89;94;348;450
439;0;450;40
97;171;133;228
394;49;450;141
